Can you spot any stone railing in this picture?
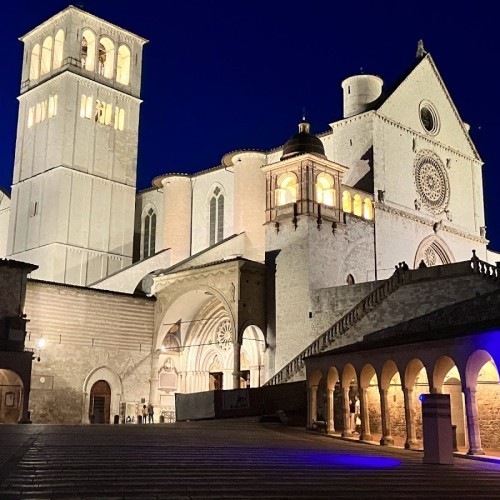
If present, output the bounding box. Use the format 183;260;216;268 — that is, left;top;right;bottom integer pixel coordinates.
470;250;500;280
265;268;409;386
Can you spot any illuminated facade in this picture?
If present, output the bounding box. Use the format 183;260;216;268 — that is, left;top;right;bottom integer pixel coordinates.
0;7;499;432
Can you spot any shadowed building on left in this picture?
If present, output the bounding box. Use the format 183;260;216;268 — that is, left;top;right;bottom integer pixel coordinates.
0;259;37;423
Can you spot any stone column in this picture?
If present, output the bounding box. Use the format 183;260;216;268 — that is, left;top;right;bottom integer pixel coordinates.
379;388;394;445
309;385;318;428
359;387;371;441
403;387;418;449
326;388;335;433
464;387;485;455
232;342;241;389
341;388;352;437
149;351;160;406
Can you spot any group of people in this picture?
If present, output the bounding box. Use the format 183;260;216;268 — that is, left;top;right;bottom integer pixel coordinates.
141;403;154;423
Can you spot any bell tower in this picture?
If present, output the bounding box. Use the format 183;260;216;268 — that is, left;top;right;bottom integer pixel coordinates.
7;6;147;285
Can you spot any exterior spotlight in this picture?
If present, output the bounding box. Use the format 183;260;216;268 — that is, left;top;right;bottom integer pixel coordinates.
36;338;46;349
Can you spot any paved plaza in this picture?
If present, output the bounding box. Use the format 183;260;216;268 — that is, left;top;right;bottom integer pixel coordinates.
1;418;500;499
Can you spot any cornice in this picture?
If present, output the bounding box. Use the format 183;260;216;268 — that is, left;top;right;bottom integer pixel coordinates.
375;202;487;244
374;114;481;165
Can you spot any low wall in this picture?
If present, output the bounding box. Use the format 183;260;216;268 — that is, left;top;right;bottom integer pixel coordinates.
175;381;307;422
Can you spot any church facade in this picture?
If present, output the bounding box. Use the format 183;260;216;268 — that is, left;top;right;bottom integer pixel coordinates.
0;6;498;426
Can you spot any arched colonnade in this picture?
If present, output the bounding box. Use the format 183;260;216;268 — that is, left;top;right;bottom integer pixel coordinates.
306;331;500;455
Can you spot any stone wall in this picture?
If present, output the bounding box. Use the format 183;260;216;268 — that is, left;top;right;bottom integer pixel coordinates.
24;280;155;423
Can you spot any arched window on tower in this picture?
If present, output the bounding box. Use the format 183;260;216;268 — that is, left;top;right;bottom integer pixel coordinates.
30;44;40;80
40;36;53;76
99;37;115;79
342;190;352;213
81;30;96;71
363;198;373;220
209;187;224;246
53;29;64;69
275;173;297;206
143;208;157;259
316;173;335;206
353;194;362;216
116;45;131;85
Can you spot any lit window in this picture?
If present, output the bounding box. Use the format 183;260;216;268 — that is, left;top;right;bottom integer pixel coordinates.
94;100;106;124
40;36;53;76
316;173;335;207
363;198;373;220
353;194;362;216
342;191;352;213
116;45;131;85
209;187;224;246
105;103;112;125
275;173;297;206
143;208;157;258
48;95;58;118
81;30;95;71
30;44;40;80
114;107;125;131
27;107;34;128
40;100;47;122
99;37;115;79
35;103;41;124
53;30;64;69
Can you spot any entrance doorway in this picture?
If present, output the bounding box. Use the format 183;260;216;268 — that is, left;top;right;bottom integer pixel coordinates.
0;369;23;423
89;380;111;424
209;372;223;390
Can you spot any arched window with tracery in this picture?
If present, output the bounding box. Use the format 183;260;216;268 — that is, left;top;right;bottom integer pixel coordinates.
40;36;53;76
342;190;352;213
53;29;64;69
275;173;297;206
353;194;362;216
209;187;224;246
81;30;96;71
99;37;115;79
30;44;40;80
116;45;131;85
363;198;373;220
143;208;157;259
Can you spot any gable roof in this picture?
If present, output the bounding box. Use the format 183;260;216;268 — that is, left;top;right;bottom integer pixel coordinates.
378;53;480;161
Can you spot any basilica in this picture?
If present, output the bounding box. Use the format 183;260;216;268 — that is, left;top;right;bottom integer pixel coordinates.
0;5;499;454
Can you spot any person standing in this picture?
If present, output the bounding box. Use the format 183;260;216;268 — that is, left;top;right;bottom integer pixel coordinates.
142;404;147;424
349;397;356;432
147;402;154;424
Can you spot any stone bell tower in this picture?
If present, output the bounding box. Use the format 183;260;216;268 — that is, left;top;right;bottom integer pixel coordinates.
7;6;147;285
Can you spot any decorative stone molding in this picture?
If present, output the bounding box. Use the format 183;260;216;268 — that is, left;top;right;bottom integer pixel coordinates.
374;202;487;244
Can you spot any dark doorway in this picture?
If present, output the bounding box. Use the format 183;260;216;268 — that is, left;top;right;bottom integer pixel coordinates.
89;380;111;424
240;370;250;388
209;372;223;390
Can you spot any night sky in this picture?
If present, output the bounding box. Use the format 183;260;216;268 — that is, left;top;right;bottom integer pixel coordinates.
1;1;499;252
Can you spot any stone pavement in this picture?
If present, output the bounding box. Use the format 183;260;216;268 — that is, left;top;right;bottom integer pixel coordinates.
1;418;500;499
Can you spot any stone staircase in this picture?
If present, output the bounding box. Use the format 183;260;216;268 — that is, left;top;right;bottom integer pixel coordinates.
265;253;500;386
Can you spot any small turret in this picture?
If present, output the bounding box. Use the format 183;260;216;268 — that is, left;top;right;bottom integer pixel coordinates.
341;75;383;118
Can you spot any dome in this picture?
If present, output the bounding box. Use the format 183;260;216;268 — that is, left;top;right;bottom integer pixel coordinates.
280;119;326;161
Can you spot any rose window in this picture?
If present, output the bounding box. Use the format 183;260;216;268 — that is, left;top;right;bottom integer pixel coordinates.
217;320;233;350
414;151;449;214
424;247;437;266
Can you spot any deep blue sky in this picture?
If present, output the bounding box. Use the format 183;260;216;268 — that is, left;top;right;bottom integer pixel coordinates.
1;1;499;251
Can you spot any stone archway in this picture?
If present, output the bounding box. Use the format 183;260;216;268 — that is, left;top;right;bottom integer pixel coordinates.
414;234;454;268
0;369;24;423
82;366;123;424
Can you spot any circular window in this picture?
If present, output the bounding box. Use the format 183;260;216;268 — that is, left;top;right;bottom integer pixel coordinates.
413;150;449;214
419;101;439;135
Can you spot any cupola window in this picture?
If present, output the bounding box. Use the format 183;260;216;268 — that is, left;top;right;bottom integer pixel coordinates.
276;173;297;206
